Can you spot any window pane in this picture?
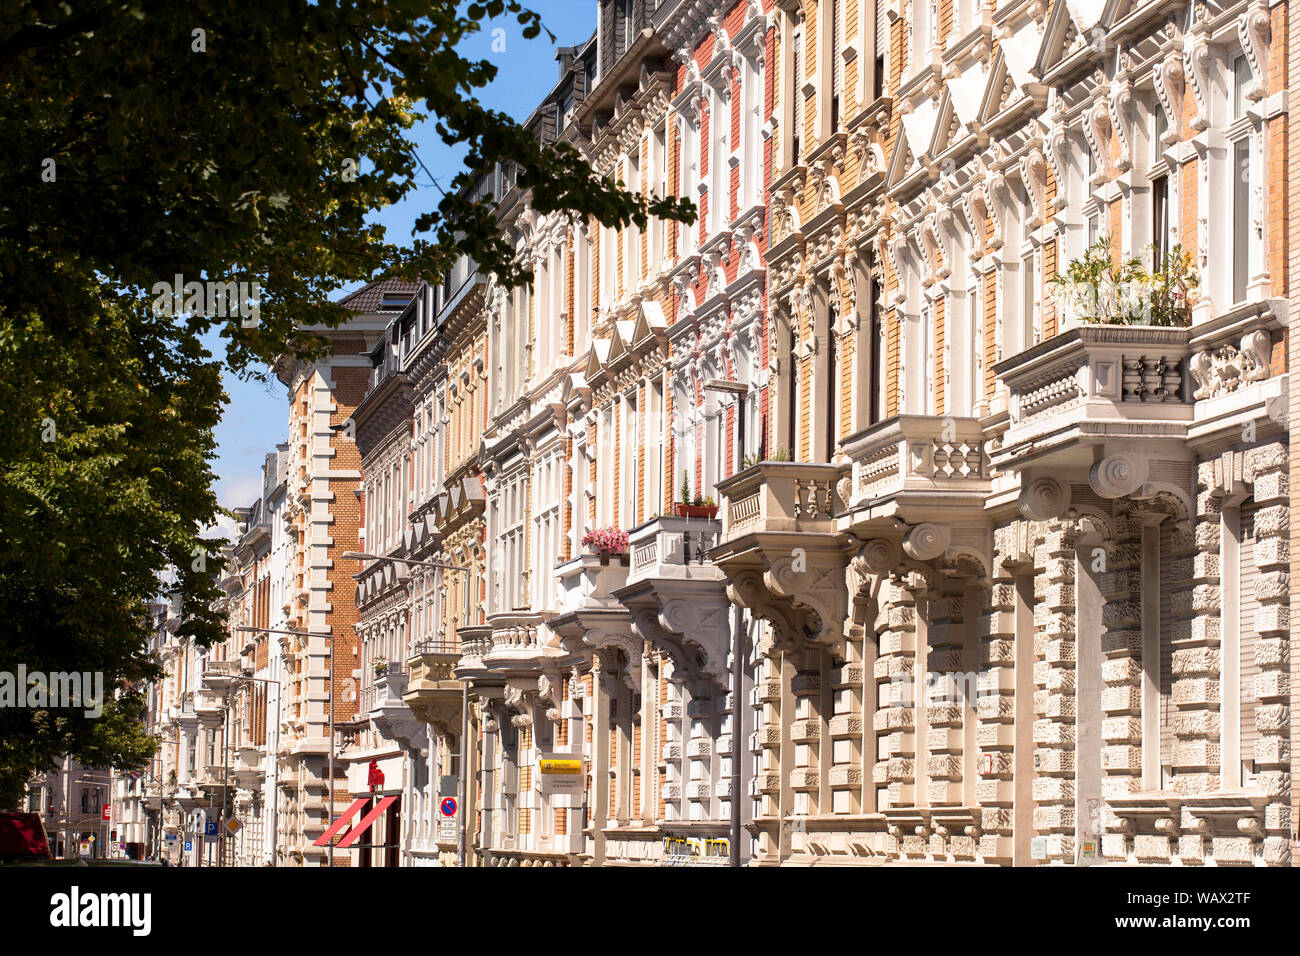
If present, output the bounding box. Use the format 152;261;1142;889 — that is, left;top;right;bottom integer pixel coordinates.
1233;138;1250;302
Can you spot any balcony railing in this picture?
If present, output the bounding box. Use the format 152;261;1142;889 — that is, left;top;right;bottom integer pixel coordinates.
717;462;845;543
626;516;720;586
991;324;1194;471
842;415;987;512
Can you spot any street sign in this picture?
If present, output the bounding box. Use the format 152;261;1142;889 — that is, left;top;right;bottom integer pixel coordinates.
440;797;457;817
164;834;178;845
183;840;192;852
438;820;457;843
537;753;584;795
101;804;111;821
203;820;218;838
225;817;242;835
439;774;458;797
78;841;91;859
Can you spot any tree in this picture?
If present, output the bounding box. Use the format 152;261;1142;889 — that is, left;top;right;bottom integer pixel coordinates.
0;0;695;805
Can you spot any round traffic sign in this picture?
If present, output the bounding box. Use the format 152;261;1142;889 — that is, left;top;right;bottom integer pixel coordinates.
439;797;457;817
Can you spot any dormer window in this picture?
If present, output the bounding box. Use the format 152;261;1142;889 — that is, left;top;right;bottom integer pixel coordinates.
380;293;413;311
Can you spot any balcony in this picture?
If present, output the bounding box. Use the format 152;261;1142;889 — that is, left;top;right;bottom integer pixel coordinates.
991;324;1198;519
839;415;992;580
367;663;423;750
550;553;640;690
615;516;732;692
711;463;848;652
404;640;464;737
841;415;989;527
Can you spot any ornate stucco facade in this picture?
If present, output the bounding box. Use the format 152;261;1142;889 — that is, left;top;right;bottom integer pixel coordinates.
125;0;1296;866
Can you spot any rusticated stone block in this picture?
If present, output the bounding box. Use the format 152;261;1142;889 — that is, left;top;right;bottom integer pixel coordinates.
948;835;977;858
1255;771;1288;797
1178;834;1206;863
887;606;916;628
1254;638;1288;668
1101;833;1129;859
1264;804;1291;831
1046;668;1076;692
1250;470;1288;503
1033;805;1075;830
1255;571;1291;603
1101;569;1143;594
1192;551;1220;578
1262;836;1290;865
983;807;1012;829
1102;745;1142;771
872;761;889;784
1255;504;1289;538
926;727;963;752
1254;603;1290;634
1102;716;1142;741
886;757;915;782
1173;740;1219;768
977;694;1015;720
1101;657;1142;684
977;723;1014;748
1172;678;1219;706
887;656;913;679
926;705;963;725
1101;775;1143;799
1254;704;1289;733
1255;670;1290;699
1173;710;1220;738
927;781;962;804
873;707;911;731
1210;836;1254;863
1042;693;1076;718
1032;777;1074;801
828;765;861;787
1173;772;1217;794
828;714;863;737
1254;536;1290;567
1134;834;1171;862
1181;616;1221;644
980;638;1015;664
1172;647;1219;676
1034;718;1074;744
974;779;1004;804
1036;748;1075;773
1042;638;1076;664
1254;736;1289;766
988;582;1016;609
1195;522;1220;549
1101;629;1142;655
1101;685;1142;712
1044;583;1075;607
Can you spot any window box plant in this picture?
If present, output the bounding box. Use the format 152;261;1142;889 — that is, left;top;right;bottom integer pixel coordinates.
1050;236;1197;328
582;526;630;564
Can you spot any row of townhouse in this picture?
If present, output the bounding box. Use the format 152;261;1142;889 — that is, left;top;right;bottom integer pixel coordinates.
126;0;1297;866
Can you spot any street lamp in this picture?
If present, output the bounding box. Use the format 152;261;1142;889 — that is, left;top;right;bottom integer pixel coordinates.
235;626;332;866
703;378;750;869
342;550;472;867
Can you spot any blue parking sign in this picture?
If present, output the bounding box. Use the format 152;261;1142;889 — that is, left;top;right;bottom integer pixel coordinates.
204;820;218;837
184;840;192;852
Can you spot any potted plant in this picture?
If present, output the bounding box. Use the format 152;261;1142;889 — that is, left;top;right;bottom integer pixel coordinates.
372;656;389;678
582;526;630;564
1050;235;1197;328
676;487;719;520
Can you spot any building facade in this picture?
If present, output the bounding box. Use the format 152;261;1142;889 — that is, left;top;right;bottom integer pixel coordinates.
124;0;1296;866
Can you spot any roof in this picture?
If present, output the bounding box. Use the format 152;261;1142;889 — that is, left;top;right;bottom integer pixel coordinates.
336;278;424;315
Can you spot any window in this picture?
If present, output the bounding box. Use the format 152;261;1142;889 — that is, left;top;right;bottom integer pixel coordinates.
830;0;843;133
1232;137;1250;303
868;274;883;425
791;22;804;164
1151;174;1169;265
1233;54;1251;120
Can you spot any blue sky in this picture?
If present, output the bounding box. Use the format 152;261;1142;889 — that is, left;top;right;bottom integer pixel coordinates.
207;2;596;535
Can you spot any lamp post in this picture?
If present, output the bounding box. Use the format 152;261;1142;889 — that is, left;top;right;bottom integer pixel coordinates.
220;661;283;867
703;378;750;869
342;551;472;867
235;626;331;865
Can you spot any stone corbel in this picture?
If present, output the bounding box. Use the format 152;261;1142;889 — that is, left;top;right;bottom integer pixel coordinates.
1044;127;1070;213
1019;148;1049;228
1083;99;1112;183
1018;476;1072;522
902;522;951;561
1153;54;1184;147
963;183;990;258
1237;2;1272;103
1108;78;1134;173
1089;452;1149;498
1182;33;1211;132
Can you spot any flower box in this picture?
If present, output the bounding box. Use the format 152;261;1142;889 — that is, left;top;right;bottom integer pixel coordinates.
674;503;719;519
